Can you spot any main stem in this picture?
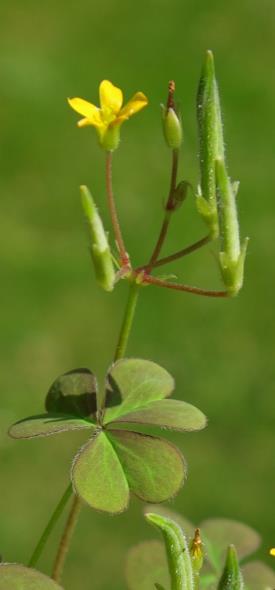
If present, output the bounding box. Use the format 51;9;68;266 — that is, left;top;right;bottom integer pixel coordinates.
34;154;140;581
114;280;140;361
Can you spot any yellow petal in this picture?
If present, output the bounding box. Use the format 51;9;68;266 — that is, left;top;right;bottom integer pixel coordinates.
109;115;128;127
77;117;93;128
68;97;101;126
270;548;275;556
99;80;123;115
119;92;148;119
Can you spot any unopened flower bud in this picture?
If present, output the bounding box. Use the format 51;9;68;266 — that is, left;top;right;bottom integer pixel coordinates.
189;528;203;574
161;81;183;149
218;545;244;590
215;158;248;296
162;107;183;149
80;185;115;292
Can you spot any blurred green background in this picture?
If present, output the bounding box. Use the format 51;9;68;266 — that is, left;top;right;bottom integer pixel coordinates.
1;0;274;588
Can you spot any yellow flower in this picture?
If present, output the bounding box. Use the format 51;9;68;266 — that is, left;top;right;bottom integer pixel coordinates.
68;80;148;150
270;548;275;556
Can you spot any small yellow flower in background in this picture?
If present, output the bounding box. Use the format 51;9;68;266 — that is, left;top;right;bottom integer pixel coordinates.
270;548;275;556
68;80;148;151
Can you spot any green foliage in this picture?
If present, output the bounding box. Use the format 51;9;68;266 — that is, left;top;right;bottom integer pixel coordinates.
9;358;206;513
108;430;185;502
45;368;98;417
200;518;260;571
125;541;170;590
104;358;175;421
0;564;63;589
72;430;129;513
126;509;275;590
106;398;206;431
9;413;95;438
242;561;275;590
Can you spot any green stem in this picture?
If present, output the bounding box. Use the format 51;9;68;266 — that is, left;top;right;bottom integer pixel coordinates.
51;495;82;583
28;483;72;568
114;280;140;361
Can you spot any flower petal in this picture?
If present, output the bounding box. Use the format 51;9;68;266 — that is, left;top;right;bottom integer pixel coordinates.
77;118;93;128
120;92;148;119
67;97;101;126
99;80;123;115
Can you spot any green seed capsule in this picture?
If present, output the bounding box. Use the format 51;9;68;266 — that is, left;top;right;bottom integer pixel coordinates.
196;50;225;238
215;158;248;296
146;512;194;590
218;545;244;590
80;185;115;292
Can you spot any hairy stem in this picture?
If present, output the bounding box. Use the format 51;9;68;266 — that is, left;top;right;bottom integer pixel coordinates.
151;234;210;268
51;495;82;583
106;151;129;267
143;274;228;298
28;483;72;568
114;280;140;361
137;234;210;274
146;149;179;272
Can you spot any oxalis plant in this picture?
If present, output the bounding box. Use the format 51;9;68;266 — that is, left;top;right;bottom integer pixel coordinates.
1;50;274;589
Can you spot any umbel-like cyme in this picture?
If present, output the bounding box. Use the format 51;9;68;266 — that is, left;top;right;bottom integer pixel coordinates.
68;54;248;299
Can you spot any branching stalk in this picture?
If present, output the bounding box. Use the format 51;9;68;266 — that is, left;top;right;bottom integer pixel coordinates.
142;274;228;298
146;149;179;272
138;234;210;272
